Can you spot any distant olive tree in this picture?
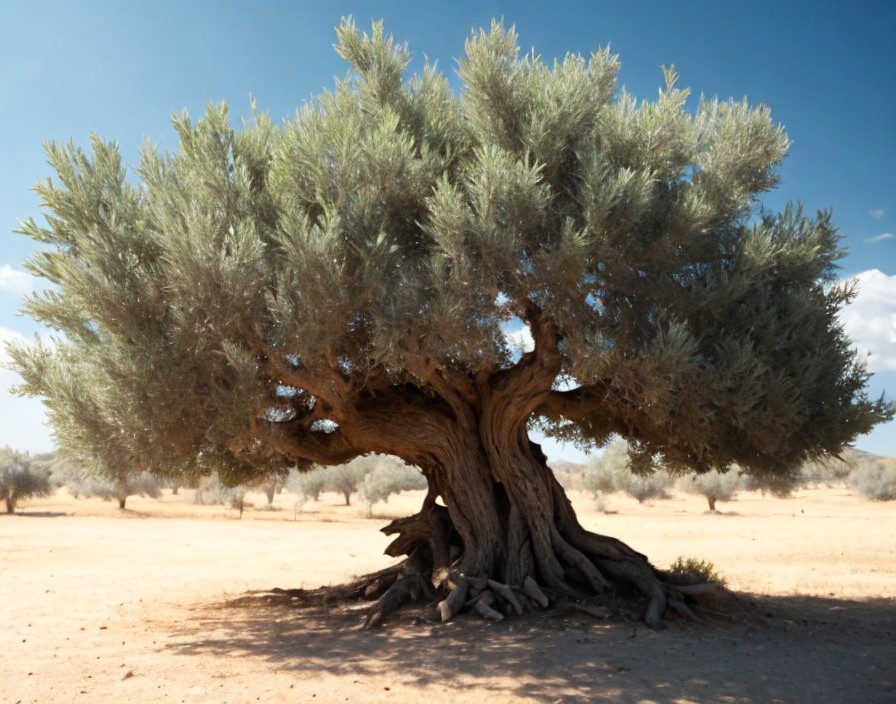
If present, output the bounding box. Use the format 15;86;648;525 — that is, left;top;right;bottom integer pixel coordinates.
0;446;51;513
678;469;742;511
76;470;162;509
324;457;376;506
287;466;328;504
253;473;285;507
584;439;672;504
359;456;428;516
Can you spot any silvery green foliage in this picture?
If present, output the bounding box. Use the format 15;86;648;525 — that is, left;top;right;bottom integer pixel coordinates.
584;439;672;503
677;468;742;509
359;455;428;511
0;446;51;512
75;469;161;504
322;458;373;505
288;466;328;502
192;473;244;506
7;19;891;484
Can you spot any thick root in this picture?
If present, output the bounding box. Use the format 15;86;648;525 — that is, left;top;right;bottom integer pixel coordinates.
357;504;715;629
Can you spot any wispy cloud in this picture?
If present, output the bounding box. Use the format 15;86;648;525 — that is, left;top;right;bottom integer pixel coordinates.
865;232;894;244
838;269;896;373
0;264;34;296
870;209;885;219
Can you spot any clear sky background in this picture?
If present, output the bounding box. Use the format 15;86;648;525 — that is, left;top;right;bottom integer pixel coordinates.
1;0;893;460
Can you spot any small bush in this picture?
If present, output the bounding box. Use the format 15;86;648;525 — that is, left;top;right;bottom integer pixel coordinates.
46;456;86;493
849;459;896;501
667;556;726;586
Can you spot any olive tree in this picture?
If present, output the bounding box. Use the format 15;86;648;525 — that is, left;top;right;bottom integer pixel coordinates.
8;20;892;627
678;469;742;512
0;446;51;513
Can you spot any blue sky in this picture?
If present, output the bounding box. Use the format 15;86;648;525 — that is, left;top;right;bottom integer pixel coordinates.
1;0;893;459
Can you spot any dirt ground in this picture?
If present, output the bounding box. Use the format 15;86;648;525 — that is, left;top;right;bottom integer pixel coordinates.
2;485;895;703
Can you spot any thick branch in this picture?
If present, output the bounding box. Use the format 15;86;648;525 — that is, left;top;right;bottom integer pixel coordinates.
401;347;478;429
262;352;354;423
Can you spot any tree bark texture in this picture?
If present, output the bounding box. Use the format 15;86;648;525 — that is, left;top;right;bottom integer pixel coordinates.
262;320;713;627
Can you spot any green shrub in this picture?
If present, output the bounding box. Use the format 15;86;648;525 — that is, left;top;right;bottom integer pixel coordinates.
667;556;726;586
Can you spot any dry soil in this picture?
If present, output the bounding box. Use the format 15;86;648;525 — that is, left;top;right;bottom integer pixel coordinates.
2;485;895;703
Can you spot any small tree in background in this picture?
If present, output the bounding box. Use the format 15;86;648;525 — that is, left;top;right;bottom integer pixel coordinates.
75;469;162;509
324;457;376;506
0;446;51;513
45;455;85;494
584;438;672;505
359;456;428;516
288;466;328;504
678;469;742;512
254;473;285;507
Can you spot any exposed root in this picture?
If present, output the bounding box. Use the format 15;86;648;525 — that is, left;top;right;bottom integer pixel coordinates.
522;576;550;608
473;592;505;621
364;571;434;628
351;500;722;630
437;575;469;622
488;578;523;615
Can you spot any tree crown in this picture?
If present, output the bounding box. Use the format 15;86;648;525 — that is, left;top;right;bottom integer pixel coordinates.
9;19;892;484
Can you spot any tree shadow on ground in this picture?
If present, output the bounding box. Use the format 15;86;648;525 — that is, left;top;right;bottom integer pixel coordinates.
165;588;896;703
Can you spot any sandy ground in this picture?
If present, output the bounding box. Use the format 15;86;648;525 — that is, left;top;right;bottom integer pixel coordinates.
2;485;895;703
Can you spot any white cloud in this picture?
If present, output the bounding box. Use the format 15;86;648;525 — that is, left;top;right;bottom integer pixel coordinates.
0;264;34;296
865;232;894;244
839;269;896;372
504;322;534;354
870;208;885;219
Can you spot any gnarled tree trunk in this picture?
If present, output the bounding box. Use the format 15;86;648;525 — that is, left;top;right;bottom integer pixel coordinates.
333;389;705;630
266;327;712;628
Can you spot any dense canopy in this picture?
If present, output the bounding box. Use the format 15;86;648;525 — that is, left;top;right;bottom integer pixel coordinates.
9;20;891;625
